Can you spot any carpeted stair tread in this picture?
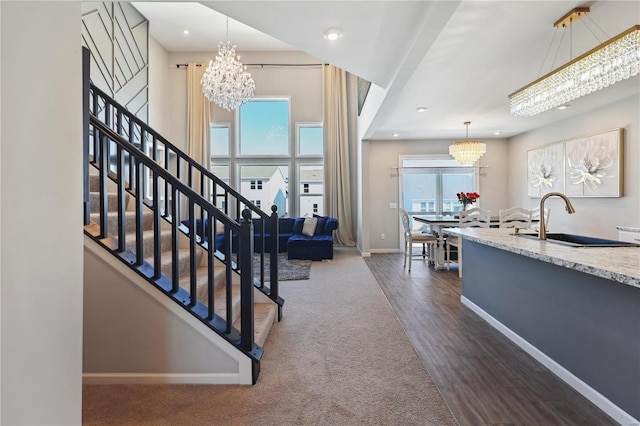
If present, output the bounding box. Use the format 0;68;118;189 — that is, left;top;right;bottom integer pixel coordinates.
150;248;204;279
177;264;228;304
122;229;174;259
90;210;154;235
89;192;130;213
89;174;100;192
211;284;242;324
234;302;277;348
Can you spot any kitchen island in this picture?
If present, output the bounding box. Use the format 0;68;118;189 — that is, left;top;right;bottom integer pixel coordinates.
445;227;639;425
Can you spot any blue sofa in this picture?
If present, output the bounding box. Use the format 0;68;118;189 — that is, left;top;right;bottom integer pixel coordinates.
287;216;338;261
203;216;338;261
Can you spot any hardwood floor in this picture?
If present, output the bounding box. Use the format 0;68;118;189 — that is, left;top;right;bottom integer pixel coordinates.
364;253;616;426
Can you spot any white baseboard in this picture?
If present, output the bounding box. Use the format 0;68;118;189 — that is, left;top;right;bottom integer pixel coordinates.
369;248;400;254
83;372;244;385
461;296;639;426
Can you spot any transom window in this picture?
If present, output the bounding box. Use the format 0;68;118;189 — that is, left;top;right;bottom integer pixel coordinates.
239;99;289;156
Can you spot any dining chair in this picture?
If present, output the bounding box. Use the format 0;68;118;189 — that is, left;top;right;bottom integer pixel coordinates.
531;207;551;229
446;207;491;278
499;207;532;229
400;209;438;272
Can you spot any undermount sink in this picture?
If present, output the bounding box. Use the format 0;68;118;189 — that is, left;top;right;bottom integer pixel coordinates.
517;232;640;247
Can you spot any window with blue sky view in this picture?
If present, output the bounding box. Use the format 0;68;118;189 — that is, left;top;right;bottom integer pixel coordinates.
210;99;324;217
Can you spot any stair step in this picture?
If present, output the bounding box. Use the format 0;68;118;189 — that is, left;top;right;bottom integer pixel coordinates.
89;174;100;192
90;210;154;236
178;263;228;304
89;192;130;213
122;229;173;259
206;283;242;325
234;302;278;348
153;248;204;279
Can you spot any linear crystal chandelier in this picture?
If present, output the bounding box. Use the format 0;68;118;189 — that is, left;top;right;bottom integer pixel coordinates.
201;17;255;111
449;121;486;165
509;8;640;117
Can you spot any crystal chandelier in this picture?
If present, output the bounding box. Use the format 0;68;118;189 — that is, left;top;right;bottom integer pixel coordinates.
201;18;255;111
509;7;640;117
449;121;486;165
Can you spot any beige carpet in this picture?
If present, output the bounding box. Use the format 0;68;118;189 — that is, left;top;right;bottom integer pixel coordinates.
82;247;455;425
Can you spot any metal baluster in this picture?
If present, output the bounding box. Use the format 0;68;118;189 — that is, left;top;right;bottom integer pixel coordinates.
98;129;108;239
188;200;197;308
117;145;126;252
171;185;179;294
153;171;162;280
135;157;144;266
207;211;215;320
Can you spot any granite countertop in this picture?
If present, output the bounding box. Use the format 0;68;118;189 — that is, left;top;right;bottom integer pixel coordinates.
617;226;640;233
444;227;640;289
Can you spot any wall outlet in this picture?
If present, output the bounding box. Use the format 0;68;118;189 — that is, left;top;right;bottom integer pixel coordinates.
381;233;385;240
389;203;397;209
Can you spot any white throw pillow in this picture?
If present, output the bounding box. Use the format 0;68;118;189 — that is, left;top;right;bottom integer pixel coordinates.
302;217;318;237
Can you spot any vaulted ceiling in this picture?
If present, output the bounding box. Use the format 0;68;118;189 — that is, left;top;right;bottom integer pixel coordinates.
133;1;640;140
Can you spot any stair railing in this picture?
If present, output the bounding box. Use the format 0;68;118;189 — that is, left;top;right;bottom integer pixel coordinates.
88;83;281;309
85;114;263;373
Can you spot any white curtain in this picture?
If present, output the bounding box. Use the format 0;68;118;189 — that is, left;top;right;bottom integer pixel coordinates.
186;63;211;197
323;65;355;247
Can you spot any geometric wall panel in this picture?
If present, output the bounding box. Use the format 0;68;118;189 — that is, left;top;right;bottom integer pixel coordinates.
82;2;148;123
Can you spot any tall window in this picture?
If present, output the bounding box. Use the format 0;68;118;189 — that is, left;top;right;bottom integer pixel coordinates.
210;164;230;210
210;125;230;156
297;124;323;156
400;156;478;229
239;100;289;156
297;123;323;216
239;164;289;217
211;100;324;217
299;164;324;217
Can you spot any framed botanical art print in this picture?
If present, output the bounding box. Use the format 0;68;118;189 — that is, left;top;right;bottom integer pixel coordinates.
527;128;623;198
527;142;564;197
564;128;623;197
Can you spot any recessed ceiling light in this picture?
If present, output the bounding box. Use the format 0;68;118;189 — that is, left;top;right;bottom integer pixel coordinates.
183;30;189;35
392;133;399;137
323;27;343;41
493;131;501;135
416;107;428;113
557;104;570;110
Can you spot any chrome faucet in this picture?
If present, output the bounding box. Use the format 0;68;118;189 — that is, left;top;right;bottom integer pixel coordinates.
539;192;576;240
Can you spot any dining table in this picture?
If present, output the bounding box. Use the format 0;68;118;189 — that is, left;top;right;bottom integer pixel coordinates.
413;214;500;269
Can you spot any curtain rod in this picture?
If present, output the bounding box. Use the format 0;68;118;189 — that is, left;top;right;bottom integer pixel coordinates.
392;166;489;169
175;63;323;68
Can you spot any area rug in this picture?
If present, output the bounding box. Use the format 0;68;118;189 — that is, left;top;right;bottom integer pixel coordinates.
253;253;311;281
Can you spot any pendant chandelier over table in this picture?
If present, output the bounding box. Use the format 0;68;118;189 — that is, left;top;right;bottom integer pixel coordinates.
449;121;486;165
201;16;255;111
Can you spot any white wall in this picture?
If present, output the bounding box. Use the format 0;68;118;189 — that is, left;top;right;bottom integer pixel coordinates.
364;138;508;252
83;240;253;384
0;2;83;424
148;35;171;136
508;94;640;239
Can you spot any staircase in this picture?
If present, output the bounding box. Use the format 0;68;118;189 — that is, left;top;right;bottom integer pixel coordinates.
86;175;278;348
81;47;282;384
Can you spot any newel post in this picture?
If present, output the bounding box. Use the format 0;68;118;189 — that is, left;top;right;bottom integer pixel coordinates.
268;205;279;300
239;208;255;351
